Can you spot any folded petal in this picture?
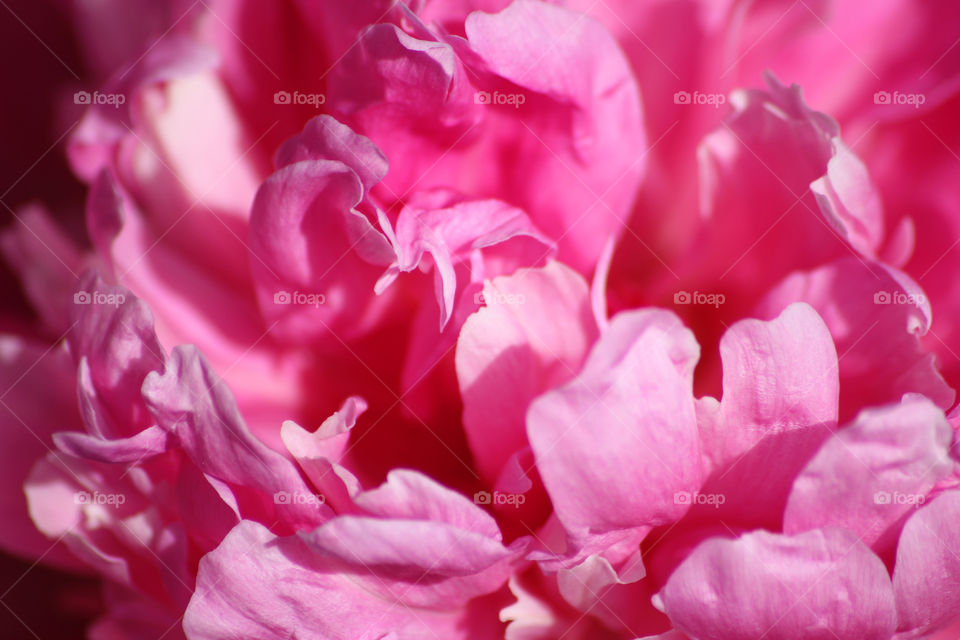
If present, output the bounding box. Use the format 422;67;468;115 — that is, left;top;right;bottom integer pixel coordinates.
142;344;331;529
69;274;166;438
527;309;701;557
784;395;954;549
249;159;394;342
53;425;171;464
464;1;646;271
658;528;896;640
757;258;955;421
456;261;598;483
299;469;518;608
183;520;489;640
690;303;839;528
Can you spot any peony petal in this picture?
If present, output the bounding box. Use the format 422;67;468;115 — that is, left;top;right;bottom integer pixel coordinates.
184;520;480;640
53;425;170;464
784;395;954;550
757;258;955;421
456;261;598;484
248;159;393;341
275;117;388;194
892;490;960;635
527;308;701;557
142;344;331;529
659;528;896;640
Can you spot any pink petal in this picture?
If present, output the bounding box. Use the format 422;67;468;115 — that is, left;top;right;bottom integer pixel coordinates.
658;528;896;640
527;309;701;558
248;159;393;341
183;520;486;640
784;395;954;550
757;258;955;421
892;490;960;635
690;303;839;528
298;469;519;608
456;262;598;484
53;425;170;464
0;336;84;569
142;344;331;529
464;1;645;271
275;114;389;195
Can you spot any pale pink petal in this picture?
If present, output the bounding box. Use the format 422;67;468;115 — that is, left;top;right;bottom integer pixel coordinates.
527;309;701;558
183;520;495;640
892;490;960;635
456;261;598;484
784;395;954;550
658;528;896;640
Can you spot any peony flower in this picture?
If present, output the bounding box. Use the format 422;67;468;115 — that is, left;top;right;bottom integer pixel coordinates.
1;0;959;638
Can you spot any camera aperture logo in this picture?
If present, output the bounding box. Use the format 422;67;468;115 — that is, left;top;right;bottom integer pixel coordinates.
74;90;126;108
474;490;526;508
873;491;925;507
74;491;126;506
274;290;326;308
873;290;925;306
674;490;725;508
873;91;925;109
74;290;126;307
673;90;726;108
273;491;326;507
474;290;526;306
474;91;526;109
274;90;326;108
674;290;725;308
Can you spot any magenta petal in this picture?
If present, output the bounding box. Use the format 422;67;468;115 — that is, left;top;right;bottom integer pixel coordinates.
464;1;645;271
659;528;896;640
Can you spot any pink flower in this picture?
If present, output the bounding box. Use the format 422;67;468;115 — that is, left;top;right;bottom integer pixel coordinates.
1;0;959;638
